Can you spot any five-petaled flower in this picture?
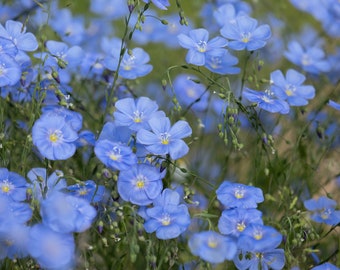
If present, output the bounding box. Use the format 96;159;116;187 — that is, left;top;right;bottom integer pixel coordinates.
137;117;192;160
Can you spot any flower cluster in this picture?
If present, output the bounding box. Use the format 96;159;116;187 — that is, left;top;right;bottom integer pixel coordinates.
0;167;103;269
189;181;285;269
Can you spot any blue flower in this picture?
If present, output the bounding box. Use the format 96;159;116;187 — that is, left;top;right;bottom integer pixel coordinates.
188;231;237;264
218;208;263;237
234;248;285;270
177;28;228;66
0;20;38;52
142;0;170;10
40;191;97;233
304;196;340;226
103;47;152;79
38;40;84;69
143;188;191;239
49;8;85;45
0;168;27;202
220;15;271;51
114;97;165;131
27;168;67;201
32;113;79;160
243;88;290;114
237;223;283;252
216;181;264;209
117;163;165;206
67;180;106;203
94;139;137;171
28;223;75;270
0;53;21;87
270;69;315;106
137;117;192;160
284;41;331;74
204;49;240;75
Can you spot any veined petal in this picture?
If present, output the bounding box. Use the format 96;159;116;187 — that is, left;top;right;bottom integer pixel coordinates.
169;140;189;159
169;120;192;139
286;69;305;85
137;129;160;145
186;50;205;66
177;34;196;49
208;36;228;49
252;24;271;40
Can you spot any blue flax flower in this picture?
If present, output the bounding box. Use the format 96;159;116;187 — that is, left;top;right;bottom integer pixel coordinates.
243;88;290;114
67;180;106;203
27;168;67;201
137;117;192;160
220;15;271;51
32;113;79;160
28;223;75;270
40;191;97;233
218;208;263;237
177;28;228;66
39;40;84;69
0;168;27;202
142;0;170;10
114;96;165;131
143;188;191;239
284;41;331;74
234;248;285;270
103;47;152;79
216;181;264;209
94;139;137;171
188;231;237;264
118;163;165;206
0;53;21;87
304;196;340;226
237;223;283;252
270;69;315;106
0;20;38;53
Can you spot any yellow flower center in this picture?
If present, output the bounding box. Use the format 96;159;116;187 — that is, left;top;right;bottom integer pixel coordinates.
109;146;121;161
78;188;88;196
1;180;12;193
1;185;10;193
207;239;218;248
49;133;59;143
237;222;246;232
234;188;245;199
286;89;293;96
241;32;251;43
136;180;145;189
133;110;143;123
160;133;170;145
161;214;171;226
254;230;263;240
